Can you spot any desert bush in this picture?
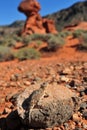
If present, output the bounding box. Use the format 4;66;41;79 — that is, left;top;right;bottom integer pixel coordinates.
27;33;65;51
0;46;14;61
72;30;87;51
78;32;87;50
58;31;72;38
22;36;32;46
35;40;43;48
0;37;16;47
30;34;47;41
13;34;23;42
72;29;86;38
15;48;41;60
0;34;17;47
47;34;65;51
30;33;56;42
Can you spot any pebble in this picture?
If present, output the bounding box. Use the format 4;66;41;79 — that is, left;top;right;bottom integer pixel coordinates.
23;81;31;86
62;67;73;75
60;76;70;82
83;125;87;129
72;113;81;122
82;110;87;119
69;80;75;87
79;102;87;113
10;74;20;81
83;77;87;82
0;98;5;104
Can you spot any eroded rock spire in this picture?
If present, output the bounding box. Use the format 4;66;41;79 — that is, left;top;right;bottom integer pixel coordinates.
18;0;57;35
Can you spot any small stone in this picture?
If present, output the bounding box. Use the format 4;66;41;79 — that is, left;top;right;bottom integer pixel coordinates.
33;77;42;82
83;77;87;82
63;123;69;129
23;81;31;86
0;98;5;104
62;68;72;75
69;80;75;87
80;91;85;96
82;123;87;129
82;110;87;119
10;82;17;87
16;81;22;87
60;76;70;82
10;74;20;81
70;121;76;129
79;102;87;113
72;113;81;122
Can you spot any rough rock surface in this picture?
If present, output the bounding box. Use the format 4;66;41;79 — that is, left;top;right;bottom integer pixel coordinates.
18;0;57;35
17;82;75;128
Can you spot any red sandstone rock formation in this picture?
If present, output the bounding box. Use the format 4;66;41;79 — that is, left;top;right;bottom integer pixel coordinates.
18;0;57;35
43;18;57;33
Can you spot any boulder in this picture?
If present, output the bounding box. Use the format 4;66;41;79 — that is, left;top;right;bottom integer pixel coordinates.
17;82;75;128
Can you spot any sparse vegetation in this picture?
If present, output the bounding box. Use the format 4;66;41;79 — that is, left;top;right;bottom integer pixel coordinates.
72;29;85;38
58;31;72;38
78;32;87;50
0;31;66;61
15;48;41;60
0;46;14;61
1;38;16;47
22;36;32;46
35;40;42;48
47;34;65;51
72;29;87;51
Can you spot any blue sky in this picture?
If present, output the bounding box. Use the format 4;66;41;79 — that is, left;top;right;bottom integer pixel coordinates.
0;0;84;25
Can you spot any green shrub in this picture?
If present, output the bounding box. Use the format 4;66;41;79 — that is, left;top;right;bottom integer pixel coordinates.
29;33;65;51
0;46;14;61
72;29;86;38
13;35;23;42
73;30;87;51
47;34;65;51
0;35;16;47
30;33;55;42
79;32;87;50
58;31;72;38
15;48;41;60
36;40;42;47
30;33;47;41
22;36;32;46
